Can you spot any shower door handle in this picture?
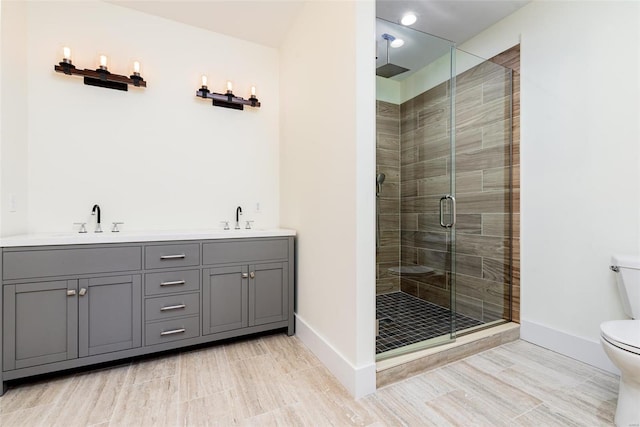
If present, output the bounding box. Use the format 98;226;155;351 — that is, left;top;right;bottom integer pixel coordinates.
439;194;456;228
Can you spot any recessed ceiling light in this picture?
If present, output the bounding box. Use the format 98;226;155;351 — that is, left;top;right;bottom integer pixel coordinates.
401;13;417;26
390;38;404;48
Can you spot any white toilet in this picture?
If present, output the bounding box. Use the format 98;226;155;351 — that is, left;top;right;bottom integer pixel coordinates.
601;255;640;427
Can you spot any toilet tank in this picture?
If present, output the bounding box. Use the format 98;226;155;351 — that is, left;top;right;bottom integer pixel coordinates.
612;255;640;319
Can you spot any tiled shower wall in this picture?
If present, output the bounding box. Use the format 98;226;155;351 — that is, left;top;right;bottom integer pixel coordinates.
398;46;521;324
376;101;401;294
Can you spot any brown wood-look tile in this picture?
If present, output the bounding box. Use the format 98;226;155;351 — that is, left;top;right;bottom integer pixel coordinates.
456;171;483;194
376;134;399;152
456;61;508;95
417;101;449;129
401;122;449;147
482;213;516;237
376;100;399;118
400;179;417;197
378;165;399;183
455;273;509;306
456;95;510;135
418;135;451;161
455;128;483;154
417;174;451;197
401;195;441;214
379;230;399;247
401;230;448;251
402;158;447;182
400;213;418;230
400;145;418;166
456;294;484;321
456;144;510;174
401;245;418;265
376;278;400;295
400;278;419;297
400;111;418;135
377;117;400;135
456;190;510;214
482;117;511;148
483;166;511;191
376;244;400;264
482;71;512;104
456;234;509;259
376;147;399;168
483;257;511;283
456;214;482;234
377;197;399;213
419;281;451;305
377;213;399;231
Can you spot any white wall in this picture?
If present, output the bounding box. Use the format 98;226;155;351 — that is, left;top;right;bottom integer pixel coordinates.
461;1;640;370
17;1;280;234
1;0;29;236
280;0;376;398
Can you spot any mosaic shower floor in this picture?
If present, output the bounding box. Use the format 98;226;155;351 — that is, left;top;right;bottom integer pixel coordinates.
376;291;484;354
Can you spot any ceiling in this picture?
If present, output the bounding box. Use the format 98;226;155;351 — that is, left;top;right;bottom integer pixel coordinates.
108;0;529;78
107;1;305;48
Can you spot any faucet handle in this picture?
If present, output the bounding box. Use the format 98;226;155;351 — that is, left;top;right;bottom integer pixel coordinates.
111;222;124;233
73;222;87;234
245;220;255;230
220;221;230;230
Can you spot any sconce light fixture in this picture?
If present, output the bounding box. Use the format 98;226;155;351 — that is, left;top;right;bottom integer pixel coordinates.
54;47;147;91
196;76;260;110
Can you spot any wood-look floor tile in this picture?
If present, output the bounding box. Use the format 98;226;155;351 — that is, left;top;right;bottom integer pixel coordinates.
110;376;178;426
179;345;234;402
438;360;542;419
127;353;178;385
224;337;268;362
0;403;56;427
0;374;73;414
260;334;321;375
423;389;513;426
44;364;129;426
178;390;239;426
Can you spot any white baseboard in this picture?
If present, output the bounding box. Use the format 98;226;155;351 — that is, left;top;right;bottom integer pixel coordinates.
295;314;376;399
520;320;619;375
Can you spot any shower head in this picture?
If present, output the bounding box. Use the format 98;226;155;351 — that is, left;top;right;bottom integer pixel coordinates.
376;34;410;79
376;173;386;196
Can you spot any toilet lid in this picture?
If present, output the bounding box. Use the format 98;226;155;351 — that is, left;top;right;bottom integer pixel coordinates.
601;320;640;354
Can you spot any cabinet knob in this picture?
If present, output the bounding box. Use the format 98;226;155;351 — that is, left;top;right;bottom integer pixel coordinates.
79;288;87;296
249;271;255;279
241;273;249;279
67;289;76;296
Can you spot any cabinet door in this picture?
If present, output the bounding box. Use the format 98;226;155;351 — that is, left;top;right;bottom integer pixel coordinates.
78;275;142;357
3;280;78;371
249;262;288;326
203;266;248;335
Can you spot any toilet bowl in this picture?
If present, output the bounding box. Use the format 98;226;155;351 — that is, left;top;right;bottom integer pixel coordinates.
602;255;640;427
600;320;640;426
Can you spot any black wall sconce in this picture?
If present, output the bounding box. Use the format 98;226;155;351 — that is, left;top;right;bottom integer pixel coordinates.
54;47;146;92
196;76;260;110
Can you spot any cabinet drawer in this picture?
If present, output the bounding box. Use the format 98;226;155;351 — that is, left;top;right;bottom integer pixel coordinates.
144;244;200;270
202;239;288;265
145;316;199;346
3;246;142;280
145;293;199;322
144;269;200;296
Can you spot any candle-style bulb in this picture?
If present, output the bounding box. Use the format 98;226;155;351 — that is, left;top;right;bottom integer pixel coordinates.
251;86;256;96
133;61;140;74
99;55;108;69
63;47;71;60
201;75;208;87
227;81;233;92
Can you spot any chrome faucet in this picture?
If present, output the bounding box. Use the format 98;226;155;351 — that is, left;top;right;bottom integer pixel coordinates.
91;204;102;233
235;206;242;230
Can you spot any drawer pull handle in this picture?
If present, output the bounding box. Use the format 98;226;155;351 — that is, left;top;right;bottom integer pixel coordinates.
160;328;186;336
160;304;186;312
160;280;186;287
160;254;186;260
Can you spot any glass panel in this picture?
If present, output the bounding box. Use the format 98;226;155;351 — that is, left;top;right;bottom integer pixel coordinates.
453;48;513;333
375;18;457;360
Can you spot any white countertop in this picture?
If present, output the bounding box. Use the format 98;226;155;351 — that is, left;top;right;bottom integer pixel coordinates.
0;228;296;247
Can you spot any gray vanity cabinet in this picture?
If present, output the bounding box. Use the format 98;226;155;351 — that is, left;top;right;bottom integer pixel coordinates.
203;261;289;335
249;262;289;326
3;280;78;371
78;275;142;357
203;265;249;334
